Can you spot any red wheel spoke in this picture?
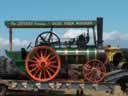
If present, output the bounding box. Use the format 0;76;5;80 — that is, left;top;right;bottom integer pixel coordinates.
86;64;91;69
93;61;99;67
49;55;56;61
95;62;105;72
94;72;104;82
29;59;37;64
94;76;99;82
44;48;47;57
40;52;43;57
50;64;57;69
95;66;100;71
35;52;40;58
33;56;40;62
95;71;100;79
29;64;36;67
96;68;101;74
46;69;52;77
46;54;51;60
100;71;105;76
93;63;97;67
38;72;42;79
97;66;105;72
102;67;106;72
85;71;92;76
46;53;54;60
30;67;38;72
49;61;57;64
95;63;100;68
42;70;46;79
89;73;94;80
38;50;42;57
47;67;55;73
33;69;40;76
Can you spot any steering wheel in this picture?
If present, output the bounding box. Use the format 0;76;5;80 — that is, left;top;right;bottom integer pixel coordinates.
35;31;60;47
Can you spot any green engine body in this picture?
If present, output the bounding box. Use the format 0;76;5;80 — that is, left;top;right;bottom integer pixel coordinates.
6;47;106;72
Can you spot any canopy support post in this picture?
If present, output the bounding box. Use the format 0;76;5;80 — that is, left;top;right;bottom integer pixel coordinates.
93;27;96;47
9;28;12;51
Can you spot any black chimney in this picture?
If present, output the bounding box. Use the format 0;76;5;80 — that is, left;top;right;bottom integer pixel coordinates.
97;17;103;48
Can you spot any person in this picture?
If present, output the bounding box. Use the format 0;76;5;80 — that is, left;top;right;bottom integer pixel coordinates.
76;32;89;48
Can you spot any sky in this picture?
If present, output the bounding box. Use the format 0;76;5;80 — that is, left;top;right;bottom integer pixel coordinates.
0;0;128;53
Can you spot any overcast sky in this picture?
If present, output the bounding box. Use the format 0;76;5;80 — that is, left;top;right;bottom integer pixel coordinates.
0;0;128;53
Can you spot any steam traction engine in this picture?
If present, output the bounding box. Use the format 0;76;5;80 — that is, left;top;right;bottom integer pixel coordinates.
4;17;128;85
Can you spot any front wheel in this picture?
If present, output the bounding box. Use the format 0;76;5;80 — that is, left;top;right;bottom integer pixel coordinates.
83;59;106;83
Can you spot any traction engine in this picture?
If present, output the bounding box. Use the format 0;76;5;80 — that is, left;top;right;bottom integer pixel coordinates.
5;17;125;84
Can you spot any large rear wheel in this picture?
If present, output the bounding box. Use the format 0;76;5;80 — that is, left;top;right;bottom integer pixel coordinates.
25;46;61;82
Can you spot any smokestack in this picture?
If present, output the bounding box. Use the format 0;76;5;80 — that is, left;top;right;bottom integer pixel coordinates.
97;17;103;48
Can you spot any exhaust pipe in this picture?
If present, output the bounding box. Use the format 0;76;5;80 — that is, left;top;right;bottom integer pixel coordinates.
97;17;103;48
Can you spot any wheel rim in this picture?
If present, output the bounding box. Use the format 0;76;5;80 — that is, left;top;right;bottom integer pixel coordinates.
25;46;61;82
83;59;106;83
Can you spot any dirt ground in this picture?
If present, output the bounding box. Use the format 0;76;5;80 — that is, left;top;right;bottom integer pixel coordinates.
64;85;128;96
6;85;128;96
83;85;127;96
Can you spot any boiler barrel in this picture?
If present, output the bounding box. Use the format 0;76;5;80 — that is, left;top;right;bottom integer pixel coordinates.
56;48;105;64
